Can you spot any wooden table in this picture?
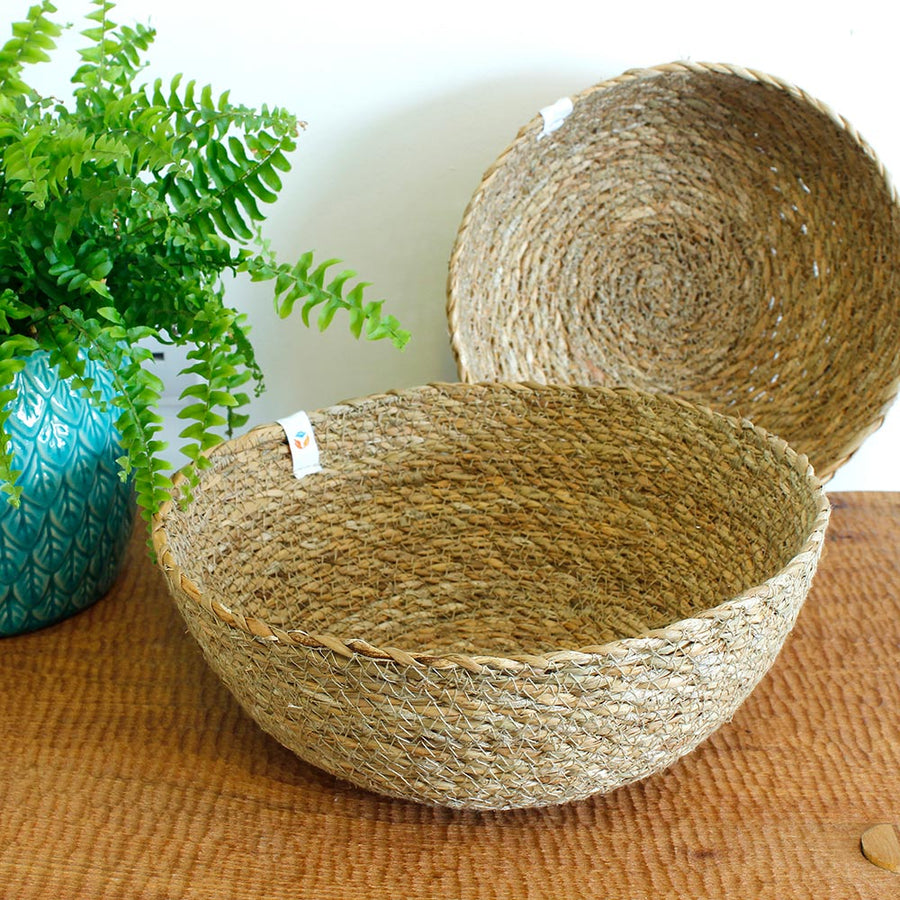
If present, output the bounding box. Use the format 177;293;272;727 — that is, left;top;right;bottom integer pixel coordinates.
1;492;898;898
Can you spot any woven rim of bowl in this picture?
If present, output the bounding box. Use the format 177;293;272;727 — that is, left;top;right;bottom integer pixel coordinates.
445;60;900;479
152;383;832;673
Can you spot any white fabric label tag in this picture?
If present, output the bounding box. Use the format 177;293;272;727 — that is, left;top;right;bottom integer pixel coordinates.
539;96;574;139
277;410;322;479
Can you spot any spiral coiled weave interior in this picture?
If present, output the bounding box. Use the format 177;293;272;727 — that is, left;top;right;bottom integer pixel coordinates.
448;62;900;479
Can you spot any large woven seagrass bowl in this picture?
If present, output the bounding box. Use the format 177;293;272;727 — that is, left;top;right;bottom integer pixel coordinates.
447;61;900;480
153;383;829;810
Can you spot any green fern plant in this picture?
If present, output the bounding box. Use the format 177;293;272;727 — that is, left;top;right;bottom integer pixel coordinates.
0;0;409;522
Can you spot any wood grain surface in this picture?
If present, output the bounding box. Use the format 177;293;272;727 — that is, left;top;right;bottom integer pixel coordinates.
1;492;898;899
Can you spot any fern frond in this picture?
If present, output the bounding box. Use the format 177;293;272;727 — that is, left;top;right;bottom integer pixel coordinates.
244;248;411;349
2;130;51;205
51;304;171;524
174;301;256;501
3;121;131;208
43;238;114;302
0;1;62;99
169;118;297;241
76;0;118;82
73;0;154;93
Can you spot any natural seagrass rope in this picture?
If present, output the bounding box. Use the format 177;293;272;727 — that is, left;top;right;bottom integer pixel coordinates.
153;383;829;810
447;61;900;480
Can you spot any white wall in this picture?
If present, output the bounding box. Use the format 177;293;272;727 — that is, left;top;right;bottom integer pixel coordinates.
27;0;900;488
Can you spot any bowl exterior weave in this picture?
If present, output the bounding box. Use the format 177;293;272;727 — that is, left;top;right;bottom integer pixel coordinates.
153;384;830;810
448;61;900;480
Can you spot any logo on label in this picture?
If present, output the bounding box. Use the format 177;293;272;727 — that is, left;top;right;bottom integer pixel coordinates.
278;410;322;479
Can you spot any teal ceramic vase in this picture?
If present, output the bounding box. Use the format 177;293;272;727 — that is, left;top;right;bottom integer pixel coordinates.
0;352;136;636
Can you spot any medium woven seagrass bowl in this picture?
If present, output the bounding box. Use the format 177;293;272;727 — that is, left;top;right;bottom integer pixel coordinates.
153;383;830;810
447;61;900;480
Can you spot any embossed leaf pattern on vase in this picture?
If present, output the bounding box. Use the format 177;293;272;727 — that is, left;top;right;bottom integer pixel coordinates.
0;353;136;636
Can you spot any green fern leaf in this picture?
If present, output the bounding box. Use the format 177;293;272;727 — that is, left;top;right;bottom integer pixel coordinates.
0;1;62;99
